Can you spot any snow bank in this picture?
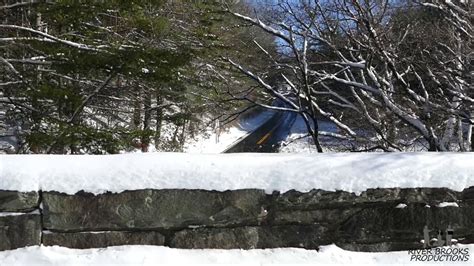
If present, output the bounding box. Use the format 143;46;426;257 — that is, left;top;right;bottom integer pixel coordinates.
184;110;275;153
1;153;473;195
184;127;246;153
1;244;472;266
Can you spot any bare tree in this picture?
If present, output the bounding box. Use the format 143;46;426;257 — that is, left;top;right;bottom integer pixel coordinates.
225;0;472;151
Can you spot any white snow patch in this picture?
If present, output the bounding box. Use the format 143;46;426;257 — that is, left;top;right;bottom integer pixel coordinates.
184;127;246;153
395;203;407;209
184;110;275;153
1;244;472;266
279;117;342;153
0;210;39;217
437;202;460;208
1;153;474;195
41;230;109;235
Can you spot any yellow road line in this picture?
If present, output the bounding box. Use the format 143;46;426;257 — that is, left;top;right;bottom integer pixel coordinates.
256;132;272;145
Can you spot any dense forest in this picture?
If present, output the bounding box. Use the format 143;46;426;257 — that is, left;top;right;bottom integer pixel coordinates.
0;0;472;153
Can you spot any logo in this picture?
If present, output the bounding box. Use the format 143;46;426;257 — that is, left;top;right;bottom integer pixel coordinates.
408;225;470;262
423;225;454;248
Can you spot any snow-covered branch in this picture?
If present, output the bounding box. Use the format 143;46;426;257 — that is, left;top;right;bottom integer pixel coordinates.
0;25;101;51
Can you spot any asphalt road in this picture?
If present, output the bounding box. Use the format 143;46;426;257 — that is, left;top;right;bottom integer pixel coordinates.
223;107;297;153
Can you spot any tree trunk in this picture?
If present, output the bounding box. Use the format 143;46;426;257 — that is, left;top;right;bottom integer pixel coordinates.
141;92;151;152
154;95;163;150
132;88;141;130
300;113;323;153
428;136;439;152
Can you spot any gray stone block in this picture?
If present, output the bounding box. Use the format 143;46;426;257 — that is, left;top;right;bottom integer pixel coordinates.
462;186;474;200
42;189;267;231
337;241;422;252
268;208;362;226
337;202;474;246
271;188;462;211
0;190;39;212
256;224;332;249
272;189;358;210
43;231;165;249
0;214;41;251
358;188;461;205
170;224;331;249
170;226;260;249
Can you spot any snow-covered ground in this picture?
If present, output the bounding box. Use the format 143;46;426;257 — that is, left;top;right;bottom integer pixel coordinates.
183;126;247;153
184;110;275;153
1;153;473;195
278;115;441;153
278;115;344;153
1;244;472;266
279;116;350;153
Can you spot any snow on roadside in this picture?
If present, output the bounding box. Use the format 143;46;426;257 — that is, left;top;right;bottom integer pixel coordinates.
279;117;341;153
1;244;472;266
1;153;473;195
184;127;247;153
184;109;275;153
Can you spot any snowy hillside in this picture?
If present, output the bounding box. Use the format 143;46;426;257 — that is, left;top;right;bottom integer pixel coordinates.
184;109;275;153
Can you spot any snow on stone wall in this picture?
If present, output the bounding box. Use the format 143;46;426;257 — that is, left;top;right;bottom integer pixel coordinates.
1;153;473;252
1;153;474;195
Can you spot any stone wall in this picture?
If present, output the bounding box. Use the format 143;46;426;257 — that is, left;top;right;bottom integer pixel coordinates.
1;187;473;252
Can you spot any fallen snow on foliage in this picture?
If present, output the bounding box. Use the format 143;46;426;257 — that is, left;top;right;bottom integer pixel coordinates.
1;244;472;266
1;153;473;195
